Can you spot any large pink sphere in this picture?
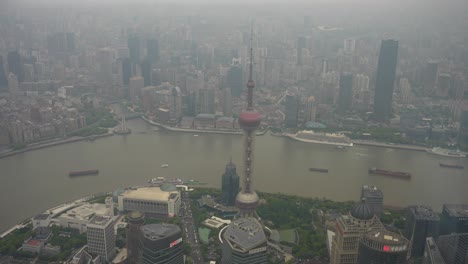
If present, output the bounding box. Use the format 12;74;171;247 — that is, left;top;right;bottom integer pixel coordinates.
239;111;261;129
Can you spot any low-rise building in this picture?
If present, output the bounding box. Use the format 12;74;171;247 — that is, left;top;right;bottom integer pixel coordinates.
55;203;110;233
116;185;181;218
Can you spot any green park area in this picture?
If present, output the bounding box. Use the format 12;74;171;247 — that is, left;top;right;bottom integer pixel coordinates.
279;229;299;245
198;227;211;245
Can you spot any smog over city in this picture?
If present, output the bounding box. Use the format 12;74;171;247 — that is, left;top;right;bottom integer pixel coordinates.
0;0;467;263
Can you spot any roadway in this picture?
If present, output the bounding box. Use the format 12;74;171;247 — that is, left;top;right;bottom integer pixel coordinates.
179;191;204;264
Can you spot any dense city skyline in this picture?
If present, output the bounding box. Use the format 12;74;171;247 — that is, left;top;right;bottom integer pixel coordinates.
0;0;468;263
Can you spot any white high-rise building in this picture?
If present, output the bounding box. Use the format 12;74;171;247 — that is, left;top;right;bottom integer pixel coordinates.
344;38;356;53
400;78;412;104
86;215;115;262
8;73;19;94
97;48;115;85
129;76;144;101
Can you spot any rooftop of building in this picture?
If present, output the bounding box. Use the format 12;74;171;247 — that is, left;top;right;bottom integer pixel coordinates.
408;205;439;220
362;230;409;248
33;214;51;220
361;185;383;197
196;113;216;119
88;215;113;226
443;204;468;217
59;203;108;221
121;186;179;201
140;224;181;241
25;239;43;246
223;218;266;251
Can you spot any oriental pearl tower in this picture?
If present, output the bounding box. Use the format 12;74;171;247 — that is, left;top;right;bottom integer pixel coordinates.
235;26;262;219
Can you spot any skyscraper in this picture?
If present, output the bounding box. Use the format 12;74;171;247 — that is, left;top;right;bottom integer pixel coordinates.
122;58;132;86
330;199;385;264
196;88;215;114
129;76;145;101
404;206;440;257
147;38;160;63
360;185;383;217
459;109;468;147
235;27;263;219
423;237;446;264
373;39;399;122
437;233;468;264
86;215;116;262
338;73;353;112
128;33;140;64
440;204;468;235
0;56;9;89
97;48;114;85
222;88;233;117
126;211;144;264
222;160;240;206
297;36;307;66
8;73;19;94
357;230;409;264
7;51;22;82
141;58;152;86
221;218;267;264
285;94;299;128
138;224;184;264
422;61;438;95
227;63;243;97
304;96;317;122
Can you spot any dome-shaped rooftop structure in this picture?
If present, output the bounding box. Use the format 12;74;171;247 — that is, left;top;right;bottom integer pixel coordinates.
160;183;177;192
350;198;374;220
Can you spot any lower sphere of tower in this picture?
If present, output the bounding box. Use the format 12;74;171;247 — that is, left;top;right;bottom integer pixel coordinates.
235;191;260;209
239;111;261;129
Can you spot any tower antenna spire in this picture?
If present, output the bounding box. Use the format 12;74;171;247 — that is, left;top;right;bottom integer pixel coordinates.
247;22;255;110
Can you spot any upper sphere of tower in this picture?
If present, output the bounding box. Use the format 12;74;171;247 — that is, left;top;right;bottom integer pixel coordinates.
239;110;261;129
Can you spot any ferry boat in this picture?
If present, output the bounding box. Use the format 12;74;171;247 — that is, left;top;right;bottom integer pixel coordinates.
368;168;411;179
309;168;329;173
285;130;353;147
439;163;464;169
428;147;466;158
193;134;199;137
161;164;169;168
69;169;99;176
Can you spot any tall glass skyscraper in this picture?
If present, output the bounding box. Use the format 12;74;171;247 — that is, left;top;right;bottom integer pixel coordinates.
373;39;399;122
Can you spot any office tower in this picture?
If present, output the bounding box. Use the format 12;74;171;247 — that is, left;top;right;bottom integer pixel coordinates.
66;32;76;52
128;33;140;64
437;233;468;264
186;70;204;92
169;86;182;120
122;58;132;86
0;56;7;89
297;36;307;65
221;218;267;263
196;88;215;114
235;26;263;219
330;199;385;264
222;88;233;117
22;64;34;82
127;211;144;264
373;39;399;122
285;94;299;128
8;73;19;94
436;73;453;98
423;237;446;264
141;58;152;86
222;160;240;206
304;96;317;122
354;74;370;95
97;48;114;85
357;230;409;264
422;61;438;95
129;76;144;101
139;224;184;264
344;38;356;53
360;185;383;217
7;51;22;82
227;63;243;97
321;58;328;76
440;204;468;235
404;206;440;257
338;73;353;112
147;38;160;63
459;109;468;147
86;215;116;262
